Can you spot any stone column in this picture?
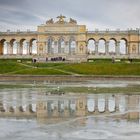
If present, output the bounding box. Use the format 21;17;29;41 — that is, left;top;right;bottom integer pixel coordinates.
69;41;71;55
76;96;87;117
76;41;79;54
138;43;140;54
37;42;46;56
36;101;47;119
28;42;32;55
19;43;23;55
0;42;3;55
16;42;20;55
126;42;129;55
115;96;119;112
105;41;109;55
26;42;30;55
94;97;98;113
9;42;13;55
105;97;109;112
45;42;48;55
95;41;98;55
44;41;47;54
116;41;120;55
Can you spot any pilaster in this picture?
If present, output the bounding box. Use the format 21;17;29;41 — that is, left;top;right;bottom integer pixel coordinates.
116;41;120;55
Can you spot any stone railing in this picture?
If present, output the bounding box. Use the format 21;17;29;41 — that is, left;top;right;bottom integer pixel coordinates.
0;31;38;35
87;29;139;35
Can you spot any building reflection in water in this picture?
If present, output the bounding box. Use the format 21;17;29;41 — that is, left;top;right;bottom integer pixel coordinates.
0;93;140;124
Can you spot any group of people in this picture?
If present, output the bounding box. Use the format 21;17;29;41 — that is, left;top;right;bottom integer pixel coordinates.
32;57;66;63
49;57;66;62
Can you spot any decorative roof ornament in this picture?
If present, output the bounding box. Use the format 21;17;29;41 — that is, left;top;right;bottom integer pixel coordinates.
56;14;66;23
45;15;77;25
46;18;54;24
69;18;77;24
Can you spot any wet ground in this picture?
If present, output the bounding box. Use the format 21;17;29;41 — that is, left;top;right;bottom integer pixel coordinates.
1;116;140;140
0;80;140;140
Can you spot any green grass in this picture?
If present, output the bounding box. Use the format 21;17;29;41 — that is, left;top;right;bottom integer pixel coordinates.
0;60;27;74
0;59;69;75
0;59;140;75
56;62;140;75
13;68;69;75
24;62;67;68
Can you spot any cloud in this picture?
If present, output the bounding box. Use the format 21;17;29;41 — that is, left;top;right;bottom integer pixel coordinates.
0;0;140;31
0;0;25;5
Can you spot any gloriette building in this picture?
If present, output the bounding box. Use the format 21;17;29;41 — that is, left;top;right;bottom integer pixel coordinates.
0;15;140;61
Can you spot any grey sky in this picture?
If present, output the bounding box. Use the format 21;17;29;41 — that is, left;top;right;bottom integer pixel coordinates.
0;0;140;31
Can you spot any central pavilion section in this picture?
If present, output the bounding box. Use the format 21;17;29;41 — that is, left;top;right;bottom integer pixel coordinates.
37;15;87;61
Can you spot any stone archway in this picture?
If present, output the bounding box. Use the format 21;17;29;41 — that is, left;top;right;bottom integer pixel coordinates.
69;37;76;55
98;38;106;54
58;37;65;54
87;39;96;54
109;39;116;54
120;39;127;55
30;39;37;55
47;37;54;54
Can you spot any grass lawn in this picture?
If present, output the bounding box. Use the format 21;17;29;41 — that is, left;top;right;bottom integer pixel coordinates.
0;59;140;75
0;59;69;75
0;59;27;74
13;68;69;75
56;62;140;75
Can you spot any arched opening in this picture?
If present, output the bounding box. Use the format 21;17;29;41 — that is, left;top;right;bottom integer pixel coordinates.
11;93;17;112
61;40;65;53
98;39;106;54
87;39;95;54
108;96;115;112
21;94;27;112
98;98;105;112
47;38;54;54
12;40;18;55
70;41;76;54
20;39;26;55
51;41;55;54
58;101;64;113
69;100;76;115
0;39;6;55
120;39;127;55
69;37;76;54
87;99;95;112
109;39;116;54
47;101;54;117
30;39;37;55
3;40;8;55
58;38;65;54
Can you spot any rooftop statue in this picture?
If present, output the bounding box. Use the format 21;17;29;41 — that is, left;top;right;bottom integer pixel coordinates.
69;18;77;24
56;14;66;24
46;18;54;24
46;15;77;25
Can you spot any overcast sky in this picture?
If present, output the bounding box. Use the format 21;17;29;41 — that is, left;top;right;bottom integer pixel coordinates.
0;0;140;31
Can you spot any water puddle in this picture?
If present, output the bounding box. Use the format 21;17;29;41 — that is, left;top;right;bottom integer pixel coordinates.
0;81;140;139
